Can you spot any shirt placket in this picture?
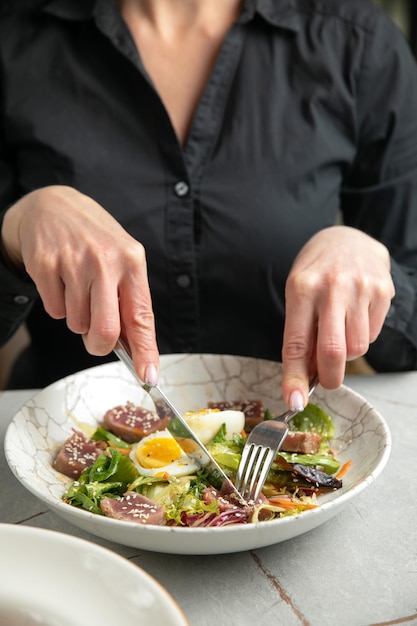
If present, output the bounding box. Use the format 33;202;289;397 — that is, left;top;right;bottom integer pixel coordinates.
165;23;247;353
166;178;197;352
94;2;247;353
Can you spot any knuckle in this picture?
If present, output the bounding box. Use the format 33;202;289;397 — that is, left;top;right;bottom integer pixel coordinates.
83;239;146;278
321;341;345;364
97;321;120;343
282;336;310;360
85;320;121;356
121;242;147;271
125;307;156;334
286;270;321;297
27;253;58;278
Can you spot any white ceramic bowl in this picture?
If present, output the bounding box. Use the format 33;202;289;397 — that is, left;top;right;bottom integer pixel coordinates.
5;354;391;555
0;523;188;625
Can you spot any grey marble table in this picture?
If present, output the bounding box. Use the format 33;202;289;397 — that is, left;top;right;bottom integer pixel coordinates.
1;373;417;626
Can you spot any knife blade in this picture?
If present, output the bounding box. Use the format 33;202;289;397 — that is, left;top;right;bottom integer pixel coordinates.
113;340;247;505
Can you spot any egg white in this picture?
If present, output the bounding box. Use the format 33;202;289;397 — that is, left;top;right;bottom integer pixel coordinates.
182;409;245;444
129;429;200;478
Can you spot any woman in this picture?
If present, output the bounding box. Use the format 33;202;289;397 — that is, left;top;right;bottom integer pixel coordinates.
1;0;416;409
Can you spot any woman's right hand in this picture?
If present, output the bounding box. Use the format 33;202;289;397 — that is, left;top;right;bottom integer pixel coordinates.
1;185;160;385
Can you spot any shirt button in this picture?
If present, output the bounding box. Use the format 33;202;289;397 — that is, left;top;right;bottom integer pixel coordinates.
13;295;30;305
174;181;189;197
176;274;191;288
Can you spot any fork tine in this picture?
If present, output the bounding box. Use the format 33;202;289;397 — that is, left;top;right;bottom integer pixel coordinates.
236;444;275;501
249;448;276;501
235;444;257;494
247;446;270;498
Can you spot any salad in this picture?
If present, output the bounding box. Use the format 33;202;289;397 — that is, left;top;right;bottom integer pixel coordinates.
53;399;349;527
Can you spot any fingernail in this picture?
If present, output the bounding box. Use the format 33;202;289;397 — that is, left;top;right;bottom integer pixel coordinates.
145;364;159;387
289;390;305;412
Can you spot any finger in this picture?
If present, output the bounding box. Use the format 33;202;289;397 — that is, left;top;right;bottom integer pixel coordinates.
82;276;121;356
368;280;395;343
345;302;370;361
63;269;92;336
120;281;159;385
34;272;66;320
281;293;316;410
315;302;347;389
345;273;393;357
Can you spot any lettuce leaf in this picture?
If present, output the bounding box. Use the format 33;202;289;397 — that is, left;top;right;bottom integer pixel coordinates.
91;426;132;450
63;481;125;514
164;476;220;525
277;451;340;474
131;475;193;506
288;403;335;439
79;449;138;484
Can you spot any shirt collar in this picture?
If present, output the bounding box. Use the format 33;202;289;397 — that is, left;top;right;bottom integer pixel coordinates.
240;0;300;32
43;0;300;31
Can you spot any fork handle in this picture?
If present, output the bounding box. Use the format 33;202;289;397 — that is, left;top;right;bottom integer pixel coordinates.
271;408;297;423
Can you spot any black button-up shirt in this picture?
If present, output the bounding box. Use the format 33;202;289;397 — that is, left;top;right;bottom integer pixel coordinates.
1;0;417;387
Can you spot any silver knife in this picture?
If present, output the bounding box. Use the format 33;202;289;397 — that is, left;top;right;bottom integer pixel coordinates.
113;340;247;505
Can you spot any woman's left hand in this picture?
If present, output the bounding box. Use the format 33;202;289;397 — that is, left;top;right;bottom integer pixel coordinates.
281;225;395;410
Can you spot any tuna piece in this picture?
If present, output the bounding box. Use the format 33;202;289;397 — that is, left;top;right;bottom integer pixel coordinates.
53;430;107;478
100;491;167;525
281;430;322;454
103;401;167;443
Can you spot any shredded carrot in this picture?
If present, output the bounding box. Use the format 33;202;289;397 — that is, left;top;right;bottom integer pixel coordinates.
108;441;131;455
268;496;317;510
336;459;352;479
240;429;247;438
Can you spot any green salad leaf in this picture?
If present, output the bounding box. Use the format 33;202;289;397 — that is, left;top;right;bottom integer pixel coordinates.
81;448;139;484
131;475;193;505
288;403;335;439
165;492;219;525
164;474;219;525
207;443;241;472
277;451;340;474
64;481;125;514
62;449;140;514
129;471;219;525
91;426;132;450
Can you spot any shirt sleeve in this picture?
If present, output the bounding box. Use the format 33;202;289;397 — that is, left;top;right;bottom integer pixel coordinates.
340;12;417;371
0;101;38;346
0;207;38;348
0;47;40;345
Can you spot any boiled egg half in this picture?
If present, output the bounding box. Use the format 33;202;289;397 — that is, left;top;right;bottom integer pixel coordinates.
183;409;245;444
130;429;200;478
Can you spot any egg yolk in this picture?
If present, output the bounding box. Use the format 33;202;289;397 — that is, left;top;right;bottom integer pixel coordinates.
135;437;183;469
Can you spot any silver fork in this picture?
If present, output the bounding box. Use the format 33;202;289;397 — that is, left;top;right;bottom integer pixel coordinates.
235;377;319;502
